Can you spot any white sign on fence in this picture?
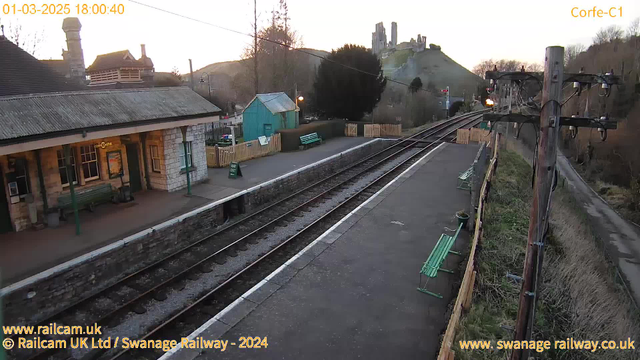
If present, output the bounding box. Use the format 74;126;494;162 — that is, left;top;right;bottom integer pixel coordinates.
258;136;269;146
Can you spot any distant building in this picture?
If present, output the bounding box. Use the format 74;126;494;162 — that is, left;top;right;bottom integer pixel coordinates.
242;93;298;142
86;45;154;88
40;17;87;86
372;22;387;55
41;18;155;89
2;33;85;96
391;22;398;48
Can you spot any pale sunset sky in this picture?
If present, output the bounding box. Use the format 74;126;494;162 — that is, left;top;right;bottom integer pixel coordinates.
2;0;639;73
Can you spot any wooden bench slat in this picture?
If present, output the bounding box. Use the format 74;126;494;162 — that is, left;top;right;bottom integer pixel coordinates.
58;183;114;212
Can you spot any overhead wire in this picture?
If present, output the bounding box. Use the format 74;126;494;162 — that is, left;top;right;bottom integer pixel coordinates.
129;0;437;94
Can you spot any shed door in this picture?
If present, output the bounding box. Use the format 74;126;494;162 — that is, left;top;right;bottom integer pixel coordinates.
0;170;13;233
263;123;273;137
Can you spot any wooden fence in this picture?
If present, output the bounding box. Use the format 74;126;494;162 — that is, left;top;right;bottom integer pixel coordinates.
345;123;358;137
363;124;402;138
206;133;281;168
456;128;491;145
437;133;500;360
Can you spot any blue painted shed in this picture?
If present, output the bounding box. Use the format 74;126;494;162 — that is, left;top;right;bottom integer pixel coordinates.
242;92;299;141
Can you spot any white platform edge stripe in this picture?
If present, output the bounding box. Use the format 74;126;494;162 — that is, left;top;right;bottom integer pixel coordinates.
0;139;383;297
157;142;446;359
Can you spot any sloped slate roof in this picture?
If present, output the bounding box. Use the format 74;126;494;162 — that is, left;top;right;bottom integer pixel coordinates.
86;50;151;72
0;36;84;96
41;60;70;77
0;87;221;142
255;92;296;114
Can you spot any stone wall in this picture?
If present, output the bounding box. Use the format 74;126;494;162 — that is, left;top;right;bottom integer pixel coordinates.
163;125;208;192
1;139;394;326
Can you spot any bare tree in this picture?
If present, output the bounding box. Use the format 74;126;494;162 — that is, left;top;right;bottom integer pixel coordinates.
593;25;624;44
525;62;543;72
472;59;495;77
627;17;640;38
0;18;44;56
564;43;586;65
472;59;538;77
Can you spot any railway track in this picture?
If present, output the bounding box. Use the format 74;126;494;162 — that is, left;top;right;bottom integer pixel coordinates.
9;111;484;360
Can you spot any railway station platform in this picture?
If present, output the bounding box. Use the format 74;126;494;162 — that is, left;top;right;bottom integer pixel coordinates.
0;137;372;286
167;142;480;360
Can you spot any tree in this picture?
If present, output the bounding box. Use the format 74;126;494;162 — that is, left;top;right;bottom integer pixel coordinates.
313;44;387;121
627;17;640;38
472;59;538;77
564;44;586;66
0;19;44;56
409;77;423;93
154;67;183;87
593;25;623;44
240;0;303;97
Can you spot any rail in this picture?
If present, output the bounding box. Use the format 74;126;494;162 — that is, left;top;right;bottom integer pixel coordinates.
11;111;486;360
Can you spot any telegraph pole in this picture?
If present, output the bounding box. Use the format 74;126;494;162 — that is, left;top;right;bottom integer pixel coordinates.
510;46;564;360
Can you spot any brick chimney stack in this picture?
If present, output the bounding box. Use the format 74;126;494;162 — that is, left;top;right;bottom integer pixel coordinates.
62;17;86;83
141;44;146;58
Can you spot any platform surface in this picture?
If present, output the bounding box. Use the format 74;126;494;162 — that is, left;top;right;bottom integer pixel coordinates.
0;137;372;286
176;143;481;360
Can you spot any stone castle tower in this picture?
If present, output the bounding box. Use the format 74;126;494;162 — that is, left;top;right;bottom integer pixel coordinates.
62;17;86;83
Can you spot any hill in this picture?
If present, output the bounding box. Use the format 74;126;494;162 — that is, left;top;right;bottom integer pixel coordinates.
384;48;485;98
188;48;330;106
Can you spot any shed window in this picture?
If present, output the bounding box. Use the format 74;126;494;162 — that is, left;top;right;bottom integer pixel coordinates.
57;149;78;187
80;145;100;181
150;145;161;172
179;142;193;170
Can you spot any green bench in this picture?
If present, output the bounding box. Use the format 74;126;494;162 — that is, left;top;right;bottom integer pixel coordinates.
457;166;474;191
417;223;463;298
58;183;115;219
299;133;322;148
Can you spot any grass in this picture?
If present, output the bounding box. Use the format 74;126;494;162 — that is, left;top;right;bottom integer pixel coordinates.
381;49;413;69
454;150;640;360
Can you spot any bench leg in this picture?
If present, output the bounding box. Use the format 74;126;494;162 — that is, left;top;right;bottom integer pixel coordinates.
448;250;462;256
417;275;444;298
417;288;444;298
88;203;95;212
439;268;454;274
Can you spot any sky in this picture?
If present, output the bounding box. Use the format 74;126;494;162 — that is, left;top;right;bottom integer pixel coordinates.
2;0;639;73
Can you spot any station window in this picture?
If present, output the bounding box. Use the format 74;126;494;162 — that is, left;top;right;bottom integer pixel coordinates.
57;149;78;187
179;142;193;170
150;145;161;172
80;145;100;181
13;159;30;197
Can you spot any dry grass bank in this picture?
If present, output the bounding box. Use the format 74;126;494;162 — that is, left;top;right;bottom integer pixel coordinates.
454;150;640;360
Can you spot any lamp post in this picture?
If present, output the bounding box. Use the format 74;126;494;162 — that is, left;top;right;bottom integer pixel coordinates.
200;72;211;102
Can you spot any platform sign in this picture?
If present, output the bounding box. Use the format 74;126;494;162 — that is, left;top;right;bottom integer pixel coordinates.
229;162;243;179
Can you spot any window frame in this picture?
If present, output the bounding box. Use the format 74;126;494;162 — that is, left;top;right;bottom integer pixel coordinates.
150;145;161;173
80;144;100;182
57;148;78;188
178;141;193;170
13;158;30;198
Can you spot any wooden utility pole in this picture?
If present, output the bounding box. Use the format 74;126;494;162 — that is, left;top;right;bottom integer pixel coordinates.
253;0;259;95
510;46;564;360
